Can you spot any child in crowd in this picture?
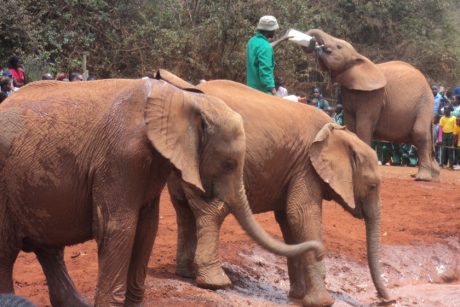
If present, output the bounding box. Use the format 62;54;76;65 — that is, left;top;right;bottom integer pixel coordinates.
439;105;456;169
434;115;442;163
0;77;15;97
454;117;460;170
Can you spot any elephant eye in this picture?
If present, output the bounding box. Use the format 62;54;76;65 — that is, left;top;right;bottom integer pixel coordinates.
336;44;342;49
222;159;237;172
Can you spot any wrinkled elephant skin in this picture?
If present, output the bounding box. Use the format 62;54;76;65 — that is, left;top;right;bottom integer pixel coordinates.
159;73;390;307
305;29;439;182
0;79;253;306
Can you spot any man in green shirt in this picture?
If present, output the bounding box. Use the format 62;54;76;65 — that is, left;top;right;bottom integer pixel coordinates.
246;16;286;95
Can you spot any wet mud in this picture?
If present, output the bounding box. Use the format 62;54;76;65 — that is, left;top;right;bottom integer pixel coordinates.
12;166;460;306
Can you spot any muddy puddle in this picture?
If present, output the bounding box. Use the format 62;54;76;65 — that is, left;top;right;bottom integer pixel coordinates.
12;167;460;306
142;238;460;307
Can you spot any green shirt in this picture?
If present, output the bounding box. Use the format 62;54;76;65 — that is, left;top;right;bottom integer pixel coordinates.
246;32;275;94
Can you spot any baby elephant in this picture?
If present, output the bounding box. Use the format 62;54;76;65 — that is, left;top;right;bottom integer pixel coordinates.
0;79;322;306
164;77;390;307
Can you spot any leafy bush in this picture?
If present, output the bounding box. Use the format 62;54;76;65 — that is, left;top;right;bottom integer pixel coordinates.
1;0;458;95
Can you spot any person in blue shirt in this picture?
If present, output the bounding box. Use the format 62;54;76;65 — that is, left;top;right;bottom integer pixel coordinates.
433;85;442;116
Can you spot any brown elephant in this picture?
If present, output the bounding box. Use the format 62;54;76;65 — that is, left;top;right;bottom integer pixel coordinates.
158;72;390;307
0;79;322;306
305;29;439;182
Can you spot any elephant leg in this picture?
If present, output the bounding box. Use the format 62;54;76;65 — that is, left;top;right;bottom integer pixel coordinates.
189;198;231;289
286;176;333;307
124;198;160;307
343;108;356;133
274;210;305;299
411;118;440;181
168;180;197;278
92;187;139;306
0;209;19;294
35;247;89;307
355;115;376;145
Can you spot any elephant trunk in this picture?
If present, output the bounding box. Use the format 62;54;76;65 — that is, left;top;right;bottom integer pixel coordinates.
228;184;324;258
364;201;390;300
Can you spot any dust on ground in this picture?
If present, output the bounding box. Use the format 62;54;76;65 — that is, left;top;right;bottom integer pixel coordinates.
13;166;460;306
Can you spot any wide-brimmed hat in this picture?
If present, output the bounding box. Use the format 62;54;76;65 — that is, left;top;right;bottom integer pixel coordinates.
256;15;279;31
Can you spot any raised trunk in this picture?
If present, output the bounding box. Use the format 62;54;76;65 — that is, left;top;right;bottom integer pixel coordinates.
229;184;323;258
365;202;390;300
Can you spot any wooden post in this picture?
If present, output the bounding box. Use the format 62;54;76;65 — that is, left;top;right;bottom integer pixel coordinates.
82;54;89;80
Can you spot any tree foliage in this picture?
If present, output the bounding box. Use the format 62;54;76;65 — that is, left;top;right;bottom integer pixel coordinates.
1;0;458;93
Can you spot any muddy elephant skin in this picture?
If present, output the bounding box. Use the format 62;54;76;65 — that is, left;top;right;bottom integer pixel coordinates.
0;79;271;306
159;72;390;307
306;29;439;182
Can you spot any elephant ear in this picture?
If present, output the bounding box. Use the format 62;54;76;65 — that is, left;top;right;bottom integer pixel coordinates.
155;69;202;93
335;56;387;91
145;80;209;192
310;123;356;209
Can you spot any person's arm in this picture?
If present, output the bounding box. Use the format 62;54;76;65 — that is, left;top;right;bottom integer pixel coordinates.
271;32;291;48
257;46;276;94
439;117;445;128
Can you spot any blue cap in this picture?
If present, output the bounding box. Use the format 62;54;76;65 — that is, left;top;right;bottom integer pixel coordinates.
2;70;12;78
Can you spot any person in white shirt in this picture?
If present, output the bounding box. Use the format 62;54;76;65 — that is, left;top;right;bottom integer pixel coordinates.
275;76;288;97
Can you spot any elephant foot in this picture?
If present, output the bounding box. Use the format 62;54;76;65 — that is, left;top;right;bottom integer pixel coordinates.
52;297;90;307
175;264;195;279
414;165;440;182
414;171;434;182
301;288;334;307
124;300;143;307
288;281;306;299
196;266;232;290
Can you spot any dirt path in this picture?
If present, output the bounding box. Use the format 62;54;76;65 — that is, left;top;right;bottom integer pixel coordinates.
13;166;460;306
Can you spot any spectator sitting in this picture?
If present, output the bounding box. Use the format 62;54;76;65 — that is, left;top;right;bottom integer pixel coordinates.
142;72;155;79
0;92;7;103
69;72;83;82
325;106;334;117
308;88;330;111
275;77;288;97
333;103;344;125
42;73;54;80
7;56;26;88
56;72;68;81
0;77;16;97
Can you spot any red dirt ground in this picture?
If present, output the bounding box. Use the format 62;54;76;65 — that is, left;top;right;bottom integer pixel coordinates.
12;166;460;306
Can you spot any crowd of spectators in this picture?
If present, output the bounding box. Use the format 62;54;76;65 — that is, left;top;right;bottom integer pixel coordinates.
0;55;89;104
432;85;460;170
2;51;460;171
273;77;460;170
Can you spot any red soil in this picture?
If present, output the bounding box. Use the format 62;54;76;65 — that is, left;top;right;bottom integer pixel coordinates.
12;166;460;306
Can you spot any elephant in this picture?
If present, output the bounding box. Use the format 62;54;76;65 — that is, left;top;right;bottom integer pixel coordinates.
157;72;390;307
0;79;323;306
305;29;439;182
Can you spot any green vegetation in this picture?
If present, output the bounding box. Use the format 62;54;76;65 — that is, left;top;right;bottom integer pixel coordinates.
1;0;458;92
